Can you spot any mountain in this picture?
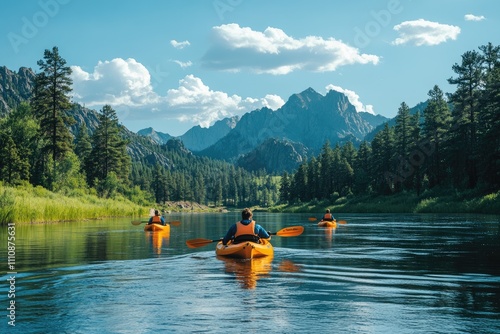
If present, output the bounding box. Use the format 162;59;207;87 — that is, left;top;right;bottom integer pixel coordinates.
137;116;239;152
0;64;392;174
137;127;173;144
179;116;239;151
198;88;389;164
0;66;36;116
236;138;309;173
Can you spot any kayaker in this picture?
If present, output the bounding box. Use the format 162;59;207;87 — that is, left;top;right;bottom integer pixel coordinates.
321;209;335;222
148;210;166;225
222;208;270;245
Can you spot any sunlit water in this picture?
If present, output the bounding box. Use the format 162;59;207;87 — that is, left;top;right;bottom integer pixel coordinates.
1;213;499;333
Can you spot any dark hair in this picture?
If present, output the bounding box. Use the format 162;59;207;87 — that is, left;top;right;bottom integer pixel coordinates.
326;209;330;213
241;208;253;220
155;210;159;215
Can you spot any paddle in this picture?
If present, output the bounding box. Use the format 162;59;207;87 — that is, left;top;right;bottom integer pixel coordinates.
131;220;181;226
308;217;347;224
185;225;305;249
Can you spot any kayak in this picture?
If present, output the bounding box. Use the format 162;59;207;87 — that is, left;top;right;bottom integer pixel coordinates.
144;223;171;232
318;220;337;228
216;238;274;259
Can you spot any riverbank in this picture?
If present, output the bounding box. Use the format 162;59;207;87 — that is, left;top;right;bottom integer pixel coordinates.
269;188;500;215
0;184;146;224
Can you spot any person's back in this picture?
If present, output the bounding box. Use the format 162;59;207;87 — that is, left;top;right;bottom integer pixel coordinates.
322;209;334;221
148;210;165;225
222;208;270;245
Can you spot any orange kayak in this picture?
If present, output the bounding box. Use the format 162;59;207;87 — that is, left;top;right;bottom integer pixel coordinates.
216;239;274;259
318;220;337;228
144;223;171;232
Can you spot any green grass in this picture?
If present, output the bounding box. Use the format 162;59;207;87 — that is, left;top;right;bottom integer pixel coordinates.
269;188;500;214
0;184;147;224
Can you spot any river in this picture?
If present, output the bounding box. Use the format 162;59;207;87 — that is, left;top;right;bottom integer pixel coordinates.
1;212;499;333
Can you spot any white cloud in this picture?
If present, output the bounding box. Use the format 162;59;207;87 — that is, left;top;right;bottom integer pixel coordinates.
170;39;190;49
392;19;461;46
201;23;380;74
325;84;375;115
464;14;485;21
71;58;160;107
166;74;284;127
172;60;193;68
71;58;283;130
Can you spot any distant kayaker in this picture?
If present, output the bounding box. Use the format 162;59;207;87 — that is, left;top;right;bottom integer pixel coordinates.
222;208;270;245
321;209;335;222
148;209;166;225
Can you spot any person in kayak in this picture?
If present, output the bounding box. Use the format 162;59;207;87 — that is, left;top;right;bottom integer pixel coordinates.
148;209;166;225
222;208;270;245
321;209;335;222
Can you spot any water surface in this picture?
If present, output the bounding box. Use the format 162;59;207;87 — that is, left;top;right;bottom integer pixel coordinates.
1;213;499;333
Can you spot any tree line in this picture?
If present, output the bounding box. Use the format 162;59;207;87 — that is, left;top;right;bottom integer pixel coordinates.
0;47;280;207
280;43;500;203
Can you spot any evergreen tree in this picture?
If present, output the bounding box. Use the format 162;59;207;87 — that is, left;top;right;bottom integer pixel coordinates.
86;105;131;189
479;49;500;189
319;141;334;195
447;50;483;188
74;123;92;165
353;141;372;193
422;85;451;187
0;130;28;185
31;46;74;190
279;172;291;203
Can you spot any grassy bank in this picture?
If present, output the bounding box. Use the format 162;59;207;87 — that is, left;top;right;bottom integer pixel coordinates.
0;184;147;224
269;188;500;215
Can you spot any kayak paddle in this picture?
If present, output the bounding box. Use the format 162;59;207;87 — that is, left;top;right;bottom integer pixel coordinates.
185;225;305;249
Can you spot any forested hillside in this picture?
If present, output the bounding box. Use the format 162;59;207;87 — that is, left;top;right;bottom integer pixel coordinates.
281;43;500;204
0;47;280;208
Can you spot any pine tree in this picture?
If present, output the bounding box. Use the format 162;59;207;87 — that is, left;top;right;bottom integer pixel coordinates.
447;50;483;188
31;46;74;190
423;85;451;187
86;105;130;189
74;123;92;166
478;46;500;189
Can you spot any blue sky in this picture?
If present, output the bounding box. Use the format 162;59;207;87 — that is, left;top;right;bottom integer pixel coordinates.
1;0;499;136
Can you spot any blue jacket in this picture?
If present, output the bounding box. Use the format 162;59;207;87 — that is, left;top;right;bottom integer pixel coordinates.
222;219;270;245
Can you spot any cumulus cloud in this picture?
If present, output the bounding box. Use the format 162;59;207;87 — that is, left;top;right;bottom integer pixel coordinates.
71;58;160;107
201;23;380;74
71;58;283;129
326;84;375;115
166;74;284;127
170;39;190;49
392;19;461;46
464;14;485;21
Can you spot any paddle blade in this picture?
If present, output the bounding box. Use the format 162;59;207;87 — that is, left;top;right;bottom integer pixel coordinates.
186;238;219;249
338;220;347;225
169;220;181;226
308;217;317;221
131;220;145;225
274;225;304;237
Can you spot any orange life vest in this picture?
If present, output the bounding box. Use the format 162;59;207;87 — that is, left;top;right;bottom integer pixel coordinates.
151;215;162;223
323;213;333;221
234;220;256;237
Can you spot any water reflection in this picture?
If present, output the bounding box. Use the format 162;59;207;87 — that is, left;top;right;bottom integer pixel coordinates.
217;256;273;289
146;230;170;254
